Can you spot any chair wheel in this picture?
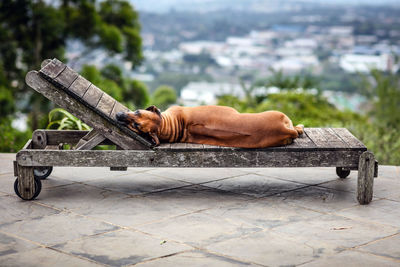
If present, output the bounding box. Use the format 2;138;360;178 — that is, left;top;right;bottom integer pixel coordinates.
33;166;53;180
336;167;350;179
14;178;42;200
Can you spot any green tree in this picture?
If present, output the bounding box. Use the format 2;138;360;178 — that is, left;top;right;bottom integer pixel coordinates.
152;86;177;111
0;0;143;130
80;64;150;110
125;80;150;109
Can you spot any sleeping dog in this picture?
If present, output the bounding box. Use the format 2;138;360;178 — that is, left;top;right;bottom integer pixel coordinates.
116;105;303;148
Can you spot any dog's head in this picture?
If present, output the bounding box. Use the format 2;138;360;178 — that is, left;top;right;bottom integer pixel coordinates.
116;105;162;145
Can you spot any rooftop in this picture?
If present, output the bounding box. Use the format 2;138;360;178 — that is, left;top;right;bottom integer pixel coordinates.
1;153;400;266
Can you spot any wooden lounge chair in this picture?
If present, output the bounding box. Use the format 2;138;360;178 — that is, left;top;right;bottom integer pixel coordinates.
13;59;378;204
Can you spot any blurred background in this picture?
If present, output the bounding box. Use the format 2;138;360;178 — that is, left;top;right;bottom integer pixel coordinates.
0;0;399;164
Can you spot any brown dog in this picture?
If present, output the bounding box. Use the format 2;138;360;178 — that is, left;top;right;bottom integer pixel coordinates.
116;105;304;148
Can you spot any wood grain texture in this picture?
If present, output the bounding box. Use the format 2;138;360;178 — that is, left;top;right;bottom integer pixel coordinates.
16;149;363;168
32;130;47;149
110;101;130;121
75;130;106;150
39;58;65;79
82;84;104;107
17;166;35;200
68;75;91;97
357;151;375;204
96;92;115;117
332;128;366;149
54;66;79;88
41;59;52;68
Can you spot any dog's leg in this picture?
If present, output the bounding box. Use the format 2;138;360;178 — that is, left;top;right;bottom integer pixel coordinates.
295;124;304;135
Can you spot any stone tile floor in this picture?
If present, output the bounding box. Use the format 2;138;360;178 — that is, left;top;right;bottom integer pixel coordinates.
1;153;400;266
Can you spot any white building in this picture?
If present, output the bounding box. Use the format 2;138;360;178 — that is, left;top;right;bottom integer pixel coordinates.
180;82;244;106
339;54;397;73
179;41;225;55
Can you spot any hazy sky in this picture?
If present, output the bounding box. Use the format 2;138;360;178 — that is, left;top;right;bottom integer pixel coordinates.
129;0;400;12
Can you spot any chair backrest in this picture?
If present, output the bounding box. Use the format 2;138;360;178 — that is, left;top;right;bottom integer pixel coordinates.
38;58;154;149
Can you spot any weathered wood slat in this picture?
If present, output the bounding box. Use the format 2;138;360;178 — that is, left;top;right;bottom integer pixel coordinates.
17;166;35;200
96;93;115;117
26;71;150;150
54;66;79;88
305;128;332;148
357;151;375;204
16;149;364;168
110;101;129;121
39;58;65;79
170;143;187;149
82;84;104;107
320;128;348;148
157;143;171;149
291;132;316;148
75;130;106;150
69;75;91;97
41;59;52;68
332;128;366;149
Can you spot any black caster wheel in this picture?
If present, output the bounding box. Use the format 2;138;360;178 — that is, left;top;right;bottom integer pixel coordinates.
14;177;42;200
336;167;350;179
33;166;53;180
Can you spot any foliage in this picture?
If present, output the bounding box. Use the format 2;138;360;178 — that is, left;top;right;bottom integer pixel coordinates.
0;0;143;131
126;80;150;109
265;69;320;92
355;70;400;165
152;86;177;111
47;108;90;130
219;69;400;165
0;118;30;153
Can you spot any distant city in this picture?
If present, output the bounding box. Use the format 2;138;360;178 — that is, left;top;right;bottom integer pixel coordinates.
67;1;400;111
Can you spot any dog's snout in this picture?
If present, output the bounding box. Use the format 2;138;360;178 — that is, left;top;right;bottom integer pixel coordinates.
115;112;126;121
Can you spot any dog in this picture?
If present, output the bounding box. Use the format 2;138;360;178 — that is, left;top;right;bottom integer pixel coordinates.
116;105;304;148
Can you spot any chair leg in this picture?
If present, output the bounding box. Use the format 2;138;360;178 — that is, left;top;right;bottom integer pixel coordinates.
357;151;375;205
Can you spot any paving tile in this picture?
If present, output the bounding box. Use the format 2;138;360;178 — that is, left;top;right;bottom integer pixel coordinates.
85;172;189;196
146;168;248;184
273;185;359;213
358;233;400;260
377;166;400;180
0;153;15;175
53;229;191;266
204;198;322;229
135;212;262;247
0;212;119;246
241;167;342;185
272;214;398;250
0;171;74;196
37;183;128;211
70;192;196;228
0;232;38;257
335;199;400;228
0;173;17;195
320;175;400;202
51;166;132;182
136;250;261;267
0;247;102;267
143;185;252;212
301;250;399;267
0;195;60;225
206;230;321;267
203;173;307;198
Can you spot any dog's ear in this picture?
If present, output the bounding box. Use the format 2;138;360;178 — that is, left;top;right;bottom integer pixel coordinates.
146;105;161;116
